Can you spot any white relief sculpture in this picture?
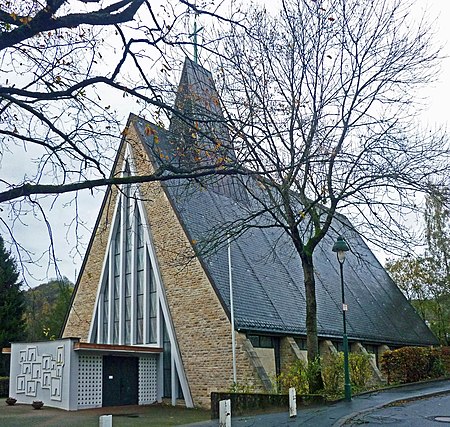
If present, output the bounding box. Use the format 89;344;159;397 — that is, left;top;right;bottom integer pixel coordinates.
26;380;37;397
50;377;62;401
42;355;52;370
27;347;37;362
16;376;25;393
32;363;41;379
42;372;51;389
16;343;65;401
56;365;63;377
56;346;65;365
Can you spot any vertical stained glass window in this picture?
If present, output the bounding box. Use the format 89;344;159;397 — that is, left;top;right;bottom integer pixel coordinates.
113;212;121;344
163;322;171;397
124;185;133;345
149;253;157;344
136;210;145;344
102;272;109;343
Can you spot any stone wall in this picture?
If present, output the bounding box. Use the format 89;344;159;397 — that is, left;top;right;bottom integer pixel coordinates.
280;337;307;373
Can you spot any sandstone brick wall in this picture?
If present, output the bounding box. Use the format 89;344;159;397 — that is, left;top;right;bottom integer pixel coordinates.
64;121;266;407
280;337;305;373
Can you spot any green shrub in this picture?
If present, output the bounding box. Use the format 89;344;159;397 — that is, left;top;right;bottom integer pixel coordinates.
350;353;373;391
441;347;450;374
381;346;445;384
428;348;445;377
306;357;322;392
277;357;322;394
321;352;372;397
277;359;309;394
278;352;373;399
321;352;344;398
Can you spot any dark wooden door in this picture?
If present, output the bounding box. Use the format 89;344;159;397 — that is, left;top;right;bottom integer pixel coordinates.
102;356;138;406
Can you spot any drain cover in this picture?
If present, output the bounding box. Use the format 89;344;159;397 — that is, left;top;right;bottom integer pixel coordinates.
434;416;450;423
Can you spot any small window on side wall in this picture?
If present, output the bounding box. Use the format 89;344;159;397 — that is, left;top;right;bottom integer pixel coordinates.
294;337;307;350
247;334;274;348
332;341;344;352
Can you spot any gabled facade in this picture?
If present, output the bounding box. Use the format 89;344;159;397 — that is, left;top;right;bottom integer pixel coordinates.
7;58;438;410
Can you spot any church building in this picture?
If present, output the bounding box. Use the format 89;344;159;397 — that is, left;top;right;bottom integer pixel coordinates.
6;58;437;410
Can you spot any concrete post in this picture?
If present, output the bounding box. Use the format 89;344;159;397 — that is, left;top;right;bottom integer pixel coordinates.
219;399;231;427
289;387;297;418
99;414;112;427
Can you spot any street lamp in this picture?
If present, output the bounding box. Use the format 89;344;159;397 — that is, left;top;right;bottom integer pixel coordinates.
332;236;352;402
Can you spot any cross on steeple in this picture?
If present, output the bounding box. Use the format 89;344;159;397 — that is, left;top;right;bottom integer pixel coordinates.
190;14;203;64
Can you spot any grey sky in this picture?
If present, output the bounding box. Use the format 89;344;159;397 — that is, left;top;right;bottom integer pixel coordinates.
1;0;449;289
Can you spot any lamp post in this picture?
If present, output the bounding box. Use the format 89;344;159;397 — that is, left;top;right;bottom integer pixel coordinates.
228;235;237;385
332;236;351;402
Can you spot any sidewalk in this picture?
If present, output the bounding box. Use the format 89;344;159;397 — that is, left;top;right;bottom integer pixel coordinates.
182;379;450;427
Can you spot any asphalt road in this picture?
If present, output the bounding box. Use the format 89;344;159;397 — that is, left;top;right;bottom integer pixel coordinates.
347;392;450;426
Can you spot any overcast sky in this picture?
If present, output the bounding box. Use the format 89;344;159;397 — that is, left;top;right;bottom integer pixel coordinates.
418;1;450;125
1;0;450;289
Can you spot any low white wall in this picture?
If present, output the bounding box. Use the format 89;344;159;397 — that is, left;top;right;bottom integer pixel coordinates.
9;340;160;411
9;338;79;410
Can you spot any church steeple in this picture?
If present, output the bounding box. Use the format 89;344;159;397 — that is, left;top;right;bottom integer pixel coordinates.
167;58;246;202
169;57;232;162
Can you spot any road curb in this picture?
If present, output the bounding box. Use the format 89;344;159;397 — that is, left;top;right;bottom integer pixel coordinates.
333;388;450;426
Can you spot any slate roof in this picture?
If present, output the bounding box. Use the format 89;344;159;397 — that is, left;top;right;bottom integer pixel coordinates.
131;58;438;347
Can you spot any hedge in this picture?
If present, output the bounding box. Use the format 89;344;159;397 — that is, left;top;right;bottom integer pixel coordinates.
441;347;450;374
380;347;445;384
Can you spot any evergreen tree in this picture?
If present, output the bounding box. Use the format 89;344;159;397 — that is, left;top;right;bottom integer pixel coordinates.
0;236;25;376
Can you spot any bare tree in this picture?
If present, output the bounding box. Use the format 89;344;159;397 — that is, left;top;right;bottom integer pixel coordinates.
205;0;448;390
0;0;241;281
424;186;450;343
386;187;450;344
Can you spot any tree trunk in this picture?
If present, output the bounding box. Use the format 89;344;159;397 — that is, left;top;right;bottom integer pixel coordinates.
300;251;324;392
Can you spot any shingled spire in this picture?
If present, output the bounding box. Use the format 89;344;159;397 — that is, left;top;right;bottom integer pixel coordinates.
166;58;247;201
169;57;235;166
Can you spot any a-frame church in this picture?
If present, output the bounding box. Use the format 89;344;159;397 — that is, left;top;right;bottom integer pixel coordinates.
6;58;437;410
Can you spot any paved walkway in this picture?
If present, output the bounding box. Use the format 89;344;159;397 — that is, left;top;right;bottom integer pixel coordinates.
183;379;450;427
348;393;450;426
1;379;449;426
